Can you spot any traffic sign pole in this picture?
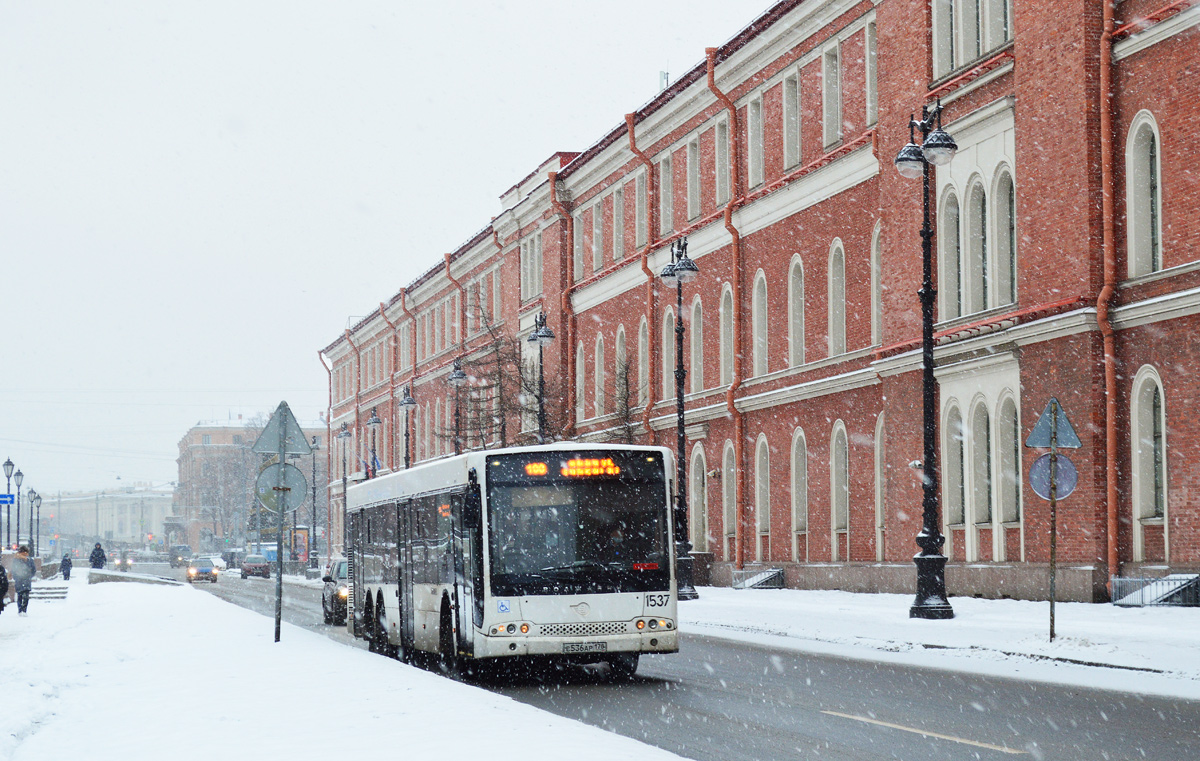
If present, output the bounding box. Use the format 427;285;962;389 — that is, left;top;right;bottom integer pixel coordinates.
1049;400;1059;642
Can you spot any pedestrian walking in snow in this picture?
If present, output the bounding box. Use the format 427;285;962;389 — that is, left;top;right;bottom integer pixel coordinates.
89;542;107;569
11;545;36;616
0;561;8;616
61;554;73;581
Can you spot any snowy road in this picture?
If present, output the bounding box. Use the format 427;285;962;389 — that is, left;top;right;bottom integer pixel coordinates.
160;564;1200;760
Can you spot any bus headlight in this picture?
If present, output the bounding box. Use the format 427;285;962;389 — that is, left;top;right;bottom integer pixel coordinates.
648;619;658;629
636;620;645;630
520;623;529;634
338;587;349;598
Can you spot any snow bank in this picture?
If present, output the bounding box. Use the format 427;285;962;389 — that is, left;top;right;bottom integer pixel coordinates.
0;579;685;761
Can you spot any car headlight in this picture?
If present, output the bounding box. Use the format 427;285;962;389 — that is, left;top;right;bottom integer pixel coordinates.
188;569;196;575
338;587;349;598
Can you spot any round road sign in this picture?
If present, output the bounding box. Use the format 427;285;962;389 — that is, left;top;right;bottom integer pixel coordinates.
1029;453;1078;500
255;462;308;513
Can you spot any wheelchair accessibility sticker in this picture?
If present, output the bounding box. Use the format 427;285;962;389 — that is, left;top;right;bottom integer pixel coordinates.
497;599;511;613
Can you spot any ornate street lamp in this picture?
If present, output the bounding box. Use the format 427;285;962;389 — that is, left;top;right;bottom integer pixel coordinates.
336;422;352;560
310;435;321;570
659;236;700;601
398;386;418;468
365;408;382;479
3;458;13;548
895;99;957;619
526;313;555;443
27;488;36;553
33;491;42;557
14;469;23;549
448;359;468;455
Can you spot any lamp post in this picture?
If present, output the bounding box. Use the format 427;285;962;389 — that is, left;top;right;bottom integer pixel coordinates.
659;236;700;601
365;408;382;479
3;458;13;548
399;386;417;468
27;488;36;553
310;435;321;570
336;422;352;560
33;492;42;557
526;313;555;443
448;359;468;455
14;469;23;549
894;99;957;620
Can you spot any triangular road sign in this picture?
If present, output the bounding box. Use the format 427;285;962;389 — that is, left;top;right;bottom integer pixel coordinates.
252;401;313;456
1025;397;1082;449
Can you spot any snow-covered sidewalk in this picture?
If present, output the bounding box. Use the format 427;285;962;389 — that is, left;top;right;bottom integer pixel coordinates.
679;586;1200;700
0;577;687;761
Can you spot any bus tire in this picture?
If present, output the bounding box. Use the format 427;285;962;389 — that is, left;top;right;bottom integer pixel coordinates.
376;593;397;659
608;653;639;680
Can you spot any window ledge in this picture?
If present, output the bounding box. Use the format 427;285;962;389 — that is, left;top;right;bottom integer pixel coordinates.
1139;516;1165;526
1121;259;1200;288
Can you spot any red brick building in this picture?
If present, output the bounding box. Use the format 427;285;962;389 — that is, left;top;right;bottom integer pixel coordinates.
321;0;1200;601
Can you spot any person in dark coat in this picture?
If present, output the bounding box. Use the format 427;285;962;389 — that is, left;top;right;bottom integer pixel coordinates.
0;561;8;615
11;545;36;616
89;543;107;569
61;554;73;581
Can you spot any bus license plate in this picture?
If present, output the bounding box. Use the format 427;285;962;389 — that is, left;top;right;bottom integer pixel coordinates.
563;642;607;654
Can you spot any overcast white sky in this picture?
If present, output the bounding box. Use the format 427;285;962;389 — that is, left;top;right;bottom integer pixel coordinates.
0;1;767;493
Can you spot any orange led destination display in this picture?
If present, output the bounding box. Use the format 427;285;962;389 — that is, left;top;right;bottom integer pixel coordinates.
561;458;621;477
524;462;549;476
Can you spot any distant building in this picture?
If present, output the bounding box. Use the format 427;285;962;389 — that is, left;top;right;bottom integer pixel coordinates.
174;416;327;554
50;483;173;557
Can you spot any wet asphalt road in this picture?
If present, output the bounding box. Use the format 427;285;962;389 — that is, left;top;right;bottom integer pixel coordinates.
156;563;1200;760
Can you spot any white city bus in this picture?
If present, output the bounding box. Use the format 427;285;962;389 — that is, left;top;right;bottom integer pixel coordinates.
345;442;679;677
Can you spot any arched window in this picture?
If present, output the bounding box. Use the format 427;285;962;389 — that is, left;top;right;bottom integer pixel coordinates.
828;242;846;355
752;272;768;376
1132;367;1168;561
970;401;992;526
755;435;770;561
594;334;606;418
615;326;629;413
871;222;883;346
434;398;442;455
944;405;966;527
994;170;1017;306
663;308;676;400
720;286;734;385
830;423;849;560
1127;112;1163;277
722;441;736;558
997;396;1021;526
638;318;649;406
965;181;988;315
691;445;708;553
575;342;585;421
874;413;886;562
788;256;805;366
691;297;704;393
940;191;962;320
791;429;808;562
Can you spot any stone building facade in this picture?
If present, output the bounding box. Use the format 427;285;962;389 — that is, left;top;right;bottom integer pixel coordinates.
321;0;1200;601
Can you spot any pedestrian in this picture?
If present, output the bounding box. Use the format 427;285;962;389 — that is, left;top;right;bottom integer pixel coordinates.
89;542;107;569
61;554;73;581
11;545;36;616
0;560;8;616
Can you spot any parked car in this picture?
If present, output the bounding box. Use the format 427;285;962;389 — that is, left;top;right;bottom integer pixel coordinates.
322;559;349;625
241;554;270;579
186;557;218;583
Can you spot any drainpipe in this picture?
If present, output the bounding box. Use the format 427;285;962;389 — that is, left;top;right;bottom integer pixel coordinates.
378;303;399;472
548;171;577;437
707;46;748;569
1097;0;1120;591
345;329;362;476
319;350;332;557
400;288;418;462
625;113;661;437
444;253;468;352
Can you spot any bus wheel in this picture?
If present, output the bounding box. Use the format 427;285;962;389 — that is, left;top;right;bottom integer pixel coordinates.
608;653;639;680
438;603;459;678
375;596;397;659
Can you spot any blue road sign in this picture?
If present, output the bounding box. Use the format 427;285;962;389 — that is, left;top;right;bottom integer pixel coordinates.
1030;453;1078;500
0;493;13;505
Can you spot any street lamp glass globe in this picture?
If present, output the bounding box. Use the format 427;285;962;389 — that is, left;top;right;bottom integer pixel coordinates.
3;458;12;479
532;325;555;347
659;261;678;287
13;469;22;488
448;360;468;388
673;255;699;284
366;408;382;429
399;386;417;411
894;142;926;179
922;127;957;166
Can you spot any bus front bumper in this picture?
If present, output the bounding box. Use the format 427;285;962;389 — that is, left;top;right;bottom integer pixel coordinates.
474;629;679;660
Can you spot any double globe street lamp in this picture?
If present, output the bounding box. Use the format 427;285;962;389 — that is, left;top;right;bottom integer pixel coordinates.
399;386;417;468
894;99;957;620
3;458;13;548
448;359;468;455
659;236;700;601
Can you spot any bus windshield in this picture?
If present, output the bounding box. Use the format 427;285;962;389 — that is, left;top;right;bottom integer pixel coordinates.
486;451;670;596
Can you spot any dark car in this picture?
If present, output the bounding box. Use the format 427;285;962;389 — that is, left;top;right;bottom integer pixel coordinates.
186;557;218;583
241;554;270;579
169;545;193;569
322;559;348;625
